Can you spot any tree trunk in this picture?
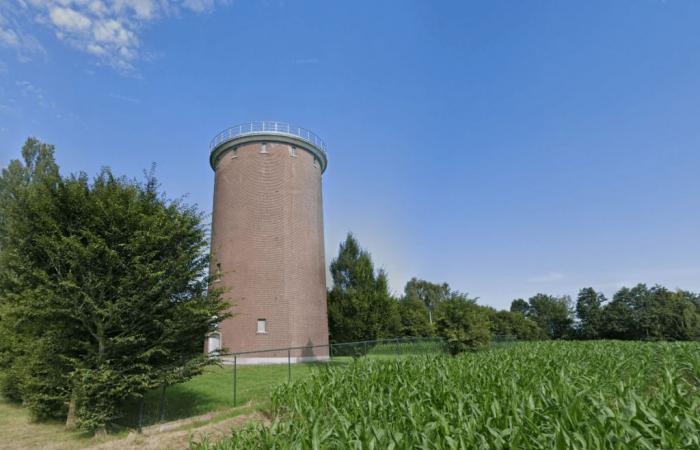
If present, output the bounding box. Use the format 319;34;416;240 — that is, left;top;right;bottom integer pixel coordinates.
65;392;77;429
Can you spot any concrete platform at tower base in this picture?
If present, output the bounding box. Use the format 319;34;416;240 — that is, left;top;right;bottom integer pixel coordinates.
220;355;331;365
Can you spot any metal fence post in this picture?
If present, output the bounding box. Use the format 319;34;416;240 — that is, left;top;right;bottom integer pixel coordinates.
364;341;368;357
158;384;166;424
137;397;144;433
396;337;400;356
233;354;237;406
288;348;291;383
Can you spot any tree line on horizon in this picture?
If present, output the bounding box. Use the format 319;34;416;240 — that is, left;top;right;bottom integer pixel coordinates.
327;234;700;353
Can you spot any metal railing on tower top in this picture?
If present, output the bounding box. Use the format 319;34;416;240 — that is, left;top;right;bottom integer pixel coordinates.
209;121;327;155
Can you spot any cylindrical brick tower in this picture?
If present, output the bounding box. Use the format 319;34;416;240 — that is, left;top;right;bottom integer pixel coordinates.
207;121;329;363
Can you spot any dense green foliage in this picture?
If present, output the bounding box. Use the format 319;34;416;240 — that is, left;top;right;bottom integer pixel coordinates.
194;341;700;449
511;286;700;341
0;139;228;432
396;297;432;337
402;278;451;324
434;296;491;354
599;284;700;341
485;309;548;340
512;293;574;339
327;234;399;342
575;287;606;339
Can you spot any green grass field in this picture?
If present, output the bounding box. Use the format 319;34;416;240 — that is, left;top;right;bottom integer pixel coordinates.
129;339;446;427
0;400;112;450
123;362;328;427
0;361;329;448
195;341;700;450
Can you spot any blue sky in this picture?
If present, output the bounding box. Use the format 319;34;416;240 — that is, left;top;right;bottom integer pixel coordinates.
1;0;699;310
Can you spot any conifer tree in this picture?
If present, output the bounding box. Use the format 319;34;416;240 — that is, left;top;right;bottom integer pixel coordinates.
327;233;399;342
0;138;229;432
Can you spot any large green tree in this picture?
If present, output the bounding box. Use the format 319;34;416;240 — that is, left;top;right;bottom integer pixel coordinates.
434;294;491;354
486;308;547;340
601;284;700;341
403;278;451;324
396;296;433;337
575;287;606;339
327;233;399;342
519;294;573;339
510;298;530;315
0;139;229;432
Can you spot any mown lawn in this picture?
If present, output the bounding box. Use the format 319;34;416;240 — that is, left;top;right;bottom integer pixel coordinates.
127;362;333;427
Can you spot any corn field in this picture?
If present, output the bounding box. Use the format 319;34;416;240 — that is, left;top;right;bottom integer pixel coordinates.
193;341;700;449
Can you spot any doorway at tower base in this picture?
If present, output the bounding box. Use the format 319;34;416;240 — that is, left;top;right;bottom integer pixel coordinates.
220;355;331;365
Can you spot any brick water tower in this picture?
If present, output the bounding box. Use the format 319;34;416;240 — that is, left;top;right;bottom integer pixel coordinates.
207;121;329;362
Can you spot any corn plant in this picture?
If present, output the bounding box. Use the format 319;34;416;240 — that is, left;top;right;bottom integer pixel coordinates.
194;341;700;449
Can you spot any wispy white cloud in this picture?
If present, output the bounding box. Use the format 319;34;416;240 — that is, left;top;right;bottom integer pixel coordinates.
0;9;46;62
2;0;226;73
16;80;55;109
527;272;564;283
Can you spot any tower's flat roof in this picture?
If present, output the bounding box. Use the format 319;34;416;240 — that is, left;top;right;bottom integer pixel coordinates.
209;121;328;173
210;121;326;154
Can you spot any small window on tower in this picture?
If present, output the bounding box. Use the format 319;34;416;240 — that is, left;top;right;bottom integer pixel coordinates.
231;147;238;158
260;142;268;154
289;145;297;157
313;158;320;169
257;319;267;334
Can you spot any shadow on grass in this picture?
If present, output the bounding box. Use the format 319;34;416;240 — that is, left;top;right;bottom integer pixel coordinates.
117;361;346;429
118;383;232;428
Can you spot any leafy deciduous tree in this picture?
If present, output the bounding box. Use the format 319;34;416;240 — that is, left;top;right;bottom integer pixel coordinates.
510;298;529;315
575;287;606;339
434;294;491;354
397;297;433;337
403;278;451;324
522;294;573;339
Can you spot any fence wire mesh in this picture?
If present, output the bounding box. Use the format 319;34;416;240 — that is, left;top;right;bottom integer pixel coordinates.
118;335;515;431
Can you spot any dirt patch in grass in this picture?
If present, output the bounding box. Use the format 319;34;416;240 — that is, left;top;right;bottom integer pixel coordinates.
86;407;268;450
0;397;266;450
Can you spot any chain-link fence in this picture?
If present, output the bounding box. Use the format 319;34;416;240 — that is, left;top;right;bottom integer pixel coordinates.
225;336;447;407
118;335;515;431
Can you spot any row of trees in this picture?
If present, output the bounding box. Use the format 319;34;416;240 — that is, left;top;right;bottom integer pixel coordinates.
0;139;228;432
512;285;700;341
327;234;546;353
327;234;700;353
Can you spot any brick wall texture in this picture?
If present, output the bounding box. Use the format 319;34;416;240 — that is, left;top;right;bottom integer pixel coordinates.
209;140;329;357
